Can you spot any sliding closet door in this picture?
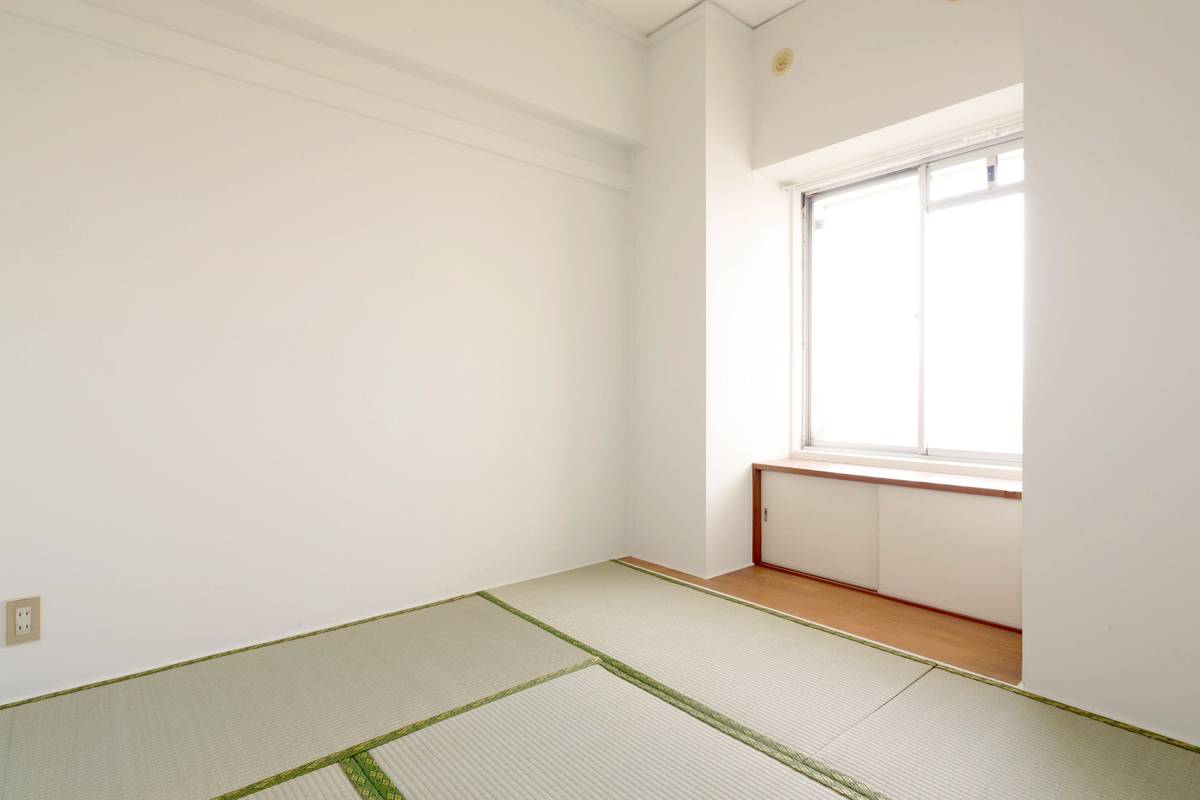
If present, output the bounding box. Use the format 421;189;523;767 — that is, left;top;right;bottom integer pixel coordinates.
760;471;880;590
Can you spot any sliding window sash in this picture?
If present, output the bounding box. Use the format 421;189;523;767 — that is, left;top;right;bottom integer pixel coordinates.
798;137;1024;465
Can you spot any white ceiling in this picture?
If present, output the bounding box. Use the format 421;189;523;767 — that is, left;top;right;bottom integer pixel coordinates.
581;0;800;35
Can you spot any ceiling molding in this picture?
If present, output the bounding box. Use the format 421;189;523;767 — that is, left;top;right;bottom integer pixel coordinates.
202;0;643;150
705;2;755;37
646;2;703;42
569;0;805;40
556;0;649;44
1;0;633;191
749;0;810;35
647;1;750;43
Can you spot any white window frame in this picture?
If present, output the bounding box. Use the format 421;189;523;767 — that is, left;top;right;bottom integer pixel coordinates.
792;135;1025;472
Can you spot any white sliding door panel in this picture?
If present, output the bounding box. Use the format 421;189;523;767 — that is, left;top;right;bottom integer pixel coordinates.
761;472;880;589
878;486;1022;628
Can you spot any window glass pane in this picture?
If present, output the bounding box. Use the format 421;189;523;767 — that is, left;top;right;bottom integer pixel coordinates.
928;157;988;201
997;148;1024;185
809;175;921;448
924;192;1024;455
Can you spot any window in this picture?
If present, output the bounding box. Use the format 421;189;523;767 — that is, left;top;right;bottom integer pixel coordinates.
800;139;1024;463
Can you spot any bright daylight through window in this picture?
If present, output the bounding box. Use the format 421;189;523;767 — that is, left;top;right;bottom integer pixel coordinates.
802;140;1024;462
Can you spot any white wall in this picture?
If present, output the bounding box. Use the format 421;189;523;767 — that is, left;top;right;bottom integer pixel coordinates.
703;14;790;576
627;6;789;578
753;0;1023;168
627;15;709;577
0;9;629;704
1022;0;1200;744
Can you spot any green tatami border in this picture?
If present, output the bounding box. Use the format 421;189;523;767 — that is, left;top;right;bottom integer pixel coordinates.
0;593;473;713
340;757;385;800
477;590;893;800
211;657;598;800
599;662;885;800
612;558;1200;756
352;752;405;800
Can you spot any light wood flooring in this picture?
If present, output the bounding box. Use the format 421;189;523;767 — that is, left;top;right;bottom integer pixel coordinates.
622;557;1022;684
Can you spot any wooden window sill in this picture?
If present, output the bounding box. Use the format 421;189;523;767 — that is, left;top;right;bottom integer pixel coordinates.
753;458;1022;499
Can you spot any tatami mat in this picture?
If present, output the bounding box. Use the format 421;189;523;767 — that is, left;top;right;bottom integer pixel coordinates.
369;664;847;799
245;765;361;800
0;596;589;800
817;668;1200;800
489;561;931;754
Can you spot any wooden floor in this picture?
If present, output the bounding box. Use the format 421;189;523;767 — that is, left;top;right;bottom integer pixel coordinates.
622;557;1022;684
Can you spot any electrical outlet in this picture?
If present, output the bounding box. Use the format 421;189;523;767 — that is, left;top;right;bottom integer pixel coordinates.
6;597;41;646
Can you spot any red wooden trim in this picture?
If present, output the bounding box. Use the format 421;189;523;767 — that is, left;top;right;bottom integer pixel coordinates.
755;560;1023;633
752;466;762;564
754;458;1021;499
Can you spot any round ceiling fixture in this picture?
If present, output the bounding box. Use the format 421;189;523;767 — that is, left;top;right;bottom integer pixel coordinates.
772;48;794;76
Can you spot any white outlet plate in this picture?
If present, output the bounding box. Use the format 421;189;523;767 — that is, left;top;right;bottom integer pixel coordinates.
6;597;41;646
